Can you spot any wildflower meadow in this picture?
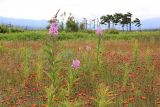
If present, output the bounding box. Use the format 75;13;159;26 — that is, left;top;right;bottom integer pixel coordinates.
0;17;160;107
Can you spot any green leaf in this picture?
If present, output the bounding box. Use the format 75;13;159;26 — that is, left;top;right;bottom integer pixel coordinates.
53;59;62;65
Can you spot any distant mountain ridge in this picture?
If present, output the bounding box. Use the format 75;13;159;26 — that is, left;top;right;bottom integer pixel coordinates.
141;17;160;30
0;16;48;29
0;16;160;30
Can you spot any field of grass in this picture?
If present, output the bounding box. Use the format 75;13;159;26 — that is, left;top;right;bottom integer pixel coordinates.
0;31;160;107
0;30;160;41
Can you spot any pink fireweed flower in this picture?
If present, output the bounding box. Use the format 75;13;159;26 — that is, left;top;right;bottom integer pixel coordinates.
49;22;59;37
96;27;103;36
86;45;92;52
71;59;80;69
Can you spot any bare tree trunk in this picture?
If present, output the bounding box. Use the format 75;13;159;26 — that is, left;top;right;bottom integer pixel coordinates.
97;19;99;28
112;23;114;29
93;20;96;30
126;24;128;31
90;20;92;29
122;24;124;31
139;26;141;31
108;22;110;29
129;22;131;31
86;20;87;29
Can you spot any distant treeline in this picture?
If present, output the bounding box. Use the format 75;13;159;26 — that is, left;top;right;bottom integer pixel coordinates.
47;12;141;32
100;12;141;31
0;24;24;33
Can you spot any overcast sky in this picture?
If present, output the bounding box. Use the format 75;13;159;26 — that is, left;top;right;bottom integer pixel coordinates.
0;0;160;20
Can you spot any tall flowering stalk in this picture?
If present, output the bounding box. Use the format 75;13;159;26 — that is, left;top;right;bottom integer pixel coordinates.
69;59;80;93
48;18;59;58
44;17;61;107
69;59;80;91
45;17;60;82
96;27;103;65
62;59;81;106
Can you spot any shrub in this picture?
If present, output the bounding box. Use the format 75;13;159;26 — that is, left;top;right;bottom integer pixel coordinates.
66;16;79;32
106;29;119;34
0;24;9;33
0;24;24;33
9;27;24;33
79;23;85;30
82;29;94;33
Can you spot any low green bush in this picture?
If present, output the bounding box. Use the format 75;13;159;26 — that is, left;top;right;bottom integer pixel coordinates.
0;24;24;33
9;27;24;33
106;29;119;34
0;25;9;33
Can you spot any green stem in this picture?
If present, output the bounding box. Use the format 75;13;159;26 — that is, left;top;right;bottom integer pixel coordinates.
97;36;101;65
